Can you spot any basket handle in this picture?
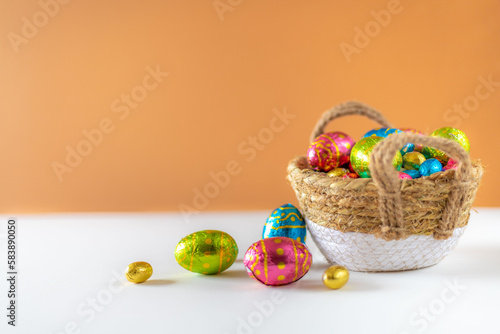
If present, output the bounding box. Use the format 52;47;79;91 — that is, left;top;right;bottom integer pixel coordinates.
309;101;393;142
370;132;472;240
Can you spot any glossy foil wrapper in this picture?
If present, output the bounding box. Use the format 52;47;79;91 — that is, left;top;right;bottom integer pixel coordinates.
262;204;306;243
403;152;426;170
350;136;402;178
422;127;470;164
307;132;355;172
244;237;312;286
175;230;238;275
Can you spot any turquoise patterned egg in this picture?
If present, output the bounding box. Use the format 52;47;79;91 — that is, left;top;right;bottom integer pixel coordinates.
362;127;402;138
262;204;306;243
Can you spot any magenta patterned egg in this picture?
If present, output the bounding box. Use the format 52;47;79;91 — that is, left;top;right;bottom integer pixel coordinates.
307;132;355;172
398;171;412;179
244;237;312;286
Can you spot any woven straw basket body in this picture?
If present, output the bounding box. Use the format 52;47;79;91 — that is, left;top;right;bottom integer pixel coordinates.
287;101;483;272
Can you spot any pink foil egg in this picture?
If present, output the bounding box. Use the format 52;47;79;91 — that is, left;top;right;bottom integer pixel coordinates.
244;237;312;286
443;159;458;171
307;132;355;172
398;171;412;179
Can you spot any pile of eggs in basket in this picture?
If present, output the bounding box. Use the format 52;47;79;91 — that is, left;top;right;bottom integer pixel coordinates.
307;127;470;179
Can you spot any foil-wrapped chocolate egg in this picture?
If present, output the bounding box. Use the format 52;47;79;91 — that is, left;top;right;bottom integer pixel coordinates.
175;230;238;275
263;204;306;243
400;128;425;151
125;261;153;284
342;172;359;179
307;132;355;172
362;127;402;138
422;127;470;164
398;171;412;179
327;168;349;178
244;237;312;286
350;136;402;178
400;142;415;156
322;265;349;289
443;158;458;171
402;169;420;179
419;158;443;177
403;152;426;170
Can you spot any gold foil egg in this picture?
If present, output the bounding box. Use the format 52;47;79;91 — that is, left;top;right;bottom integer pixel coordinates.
322;265;349;289
125;261;153;283
327;168;349;178
403;152;426;170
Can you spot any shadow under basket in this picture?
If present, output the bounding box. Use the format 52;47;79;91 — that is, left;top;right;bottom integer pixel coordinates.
287;101;484;272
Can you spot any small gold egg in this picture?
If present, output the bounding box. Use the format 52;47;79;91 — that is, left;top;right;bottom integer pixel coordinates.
322;265;349;289
125;261;153;283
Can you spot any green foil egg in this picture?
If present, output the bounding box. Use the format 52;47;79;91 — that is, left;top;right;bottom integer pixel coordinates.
350;136;402;178
175;230;238;275
422;127;470;164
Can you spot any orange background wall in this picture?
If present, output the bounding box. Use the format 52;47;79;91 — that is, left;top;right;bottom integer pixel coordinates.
1;0;499;213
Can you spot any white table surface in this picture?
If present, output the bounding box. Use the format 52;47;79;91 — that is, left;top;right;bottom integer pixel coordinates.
1;209;499;334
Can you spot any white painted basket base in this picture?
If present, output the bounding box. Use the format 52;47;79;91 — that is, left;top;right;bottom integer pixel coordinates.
305;218;465;272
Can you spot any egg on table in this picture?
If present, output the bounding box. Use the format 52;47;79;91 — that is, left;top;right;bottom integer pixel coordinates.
244;237;312;286
262;204;306;243
175;230;238;275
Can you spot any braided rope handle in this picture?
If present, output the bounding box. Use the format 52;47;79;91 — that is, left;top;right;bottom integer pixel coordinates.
310;101;472;240
371;133;472;240
309;101;393;142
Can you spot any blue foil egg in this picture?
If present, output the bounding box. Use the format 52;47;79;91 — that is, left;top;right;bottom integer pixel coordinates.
419;158;443;177
400;143;415;156
362;127;402;138
263;204;306;243
402;169;420;179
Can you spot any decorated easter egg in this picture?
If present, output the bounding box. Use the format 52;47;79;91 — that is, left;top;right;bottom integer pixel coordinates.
244;237;312;286
175;230;238;275
400;142;415;156
307;132;355;172
342;172;359;179
419;158;443;177
322;265;349;289
398;171;412;180
125;261;153;283
350;136;403;178
402;169;420;179
400;128;425;151
422;127;470;164
403;152;426;170
443;158;458;171
263;204;306;243
362;127;402;138
327;168;349;178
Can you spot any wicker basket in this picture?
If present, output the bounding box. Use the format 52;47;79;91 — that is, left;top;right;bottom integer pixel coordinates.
287;101;483;272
